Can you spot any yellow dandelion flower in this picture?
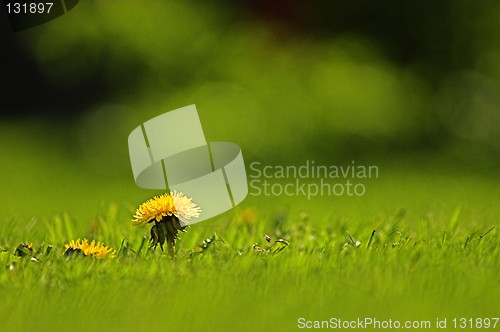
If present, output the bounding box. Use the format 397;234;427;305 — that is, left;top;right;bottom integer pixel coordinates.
132;191;201;256
132;190;201;225
64;238;115;258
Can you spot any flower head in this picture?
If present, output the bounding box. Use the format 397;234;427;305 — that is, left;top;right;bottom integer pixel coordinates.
64;238;115;258
132;191;201;256
132;190;201;226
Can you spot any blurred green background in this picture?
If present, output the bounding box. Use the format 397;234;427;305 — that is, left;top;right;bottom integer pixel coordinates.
0;0;499;221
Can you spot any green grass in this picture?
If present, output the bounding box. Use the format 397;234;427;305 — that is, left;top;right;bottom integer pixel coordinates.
1;168;499;332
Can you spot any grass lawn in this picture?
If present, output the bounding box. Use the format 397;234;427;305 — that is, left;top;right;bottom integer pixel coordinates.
0;162;498;331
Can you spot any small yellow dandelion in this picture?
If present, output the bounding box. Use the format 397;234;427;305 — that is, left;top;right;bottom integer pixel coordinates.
132;191;201;256
64;238;115;258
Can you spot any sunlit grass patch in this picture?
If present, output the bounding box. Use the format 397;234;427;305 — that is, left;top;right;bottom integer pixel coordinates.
0;187;498;332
